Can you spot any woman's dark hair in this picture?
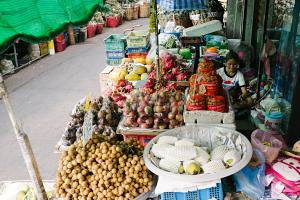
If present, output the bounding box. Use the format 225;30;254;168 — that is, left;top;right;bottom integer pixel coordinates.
226;50;240;62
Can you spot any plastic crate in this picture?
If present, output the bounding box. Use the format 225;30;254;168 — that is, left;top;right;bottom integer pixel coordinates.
123;133;157;147
127;44;150;53
117;118;165;146
104;34;126;52
127;52;148;59
106;16;120;27
87;24;96;38
106;58;122;66
160;183;223;200
126;30;150;48
106;50;125;59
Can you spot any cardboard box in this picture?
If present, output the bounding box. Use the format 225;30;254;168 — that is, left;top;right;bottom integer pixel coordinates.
99;65;115;95
39;42;48;56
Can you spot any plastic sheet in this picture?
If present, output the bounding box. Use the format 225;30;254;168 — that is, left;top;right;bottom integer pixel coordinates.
233;149;266;200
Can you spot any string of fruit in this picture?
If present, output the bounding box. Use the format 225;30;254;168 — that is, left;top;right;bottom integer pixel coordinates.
55;134;153;200
61;96;122;146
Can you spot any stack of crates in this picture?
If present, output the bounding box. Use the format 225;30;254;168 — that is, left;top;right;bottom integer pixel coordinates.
126;30;150;59
104;34;126;65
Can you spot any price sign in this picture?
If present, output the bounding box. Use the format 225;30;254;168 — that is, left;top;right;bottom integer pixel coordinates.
181;36;205;46
84;95;92;112
83;110;93;145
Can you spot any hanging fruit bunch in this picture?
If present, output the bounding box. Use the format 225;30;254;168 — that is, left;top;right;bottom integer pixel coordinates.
56;134;153;200
61;97;103;146
61;96;122;146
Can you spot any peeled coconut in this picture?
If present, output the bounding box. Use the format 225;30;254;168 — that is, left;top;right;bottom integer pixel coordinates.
165;146;197;161
175;139;194;147
195;147;210;165
223;150;242;166
211;145;231;160
151;143;173;158
159;159;181;174
202;160;225;174
157;136;178;145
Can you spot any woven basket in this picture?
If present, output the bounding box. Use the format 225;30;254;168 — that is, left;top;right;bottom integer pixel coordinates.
190;13;210;26
125;4;139;20
139;2;150;18
190;11;224;26
133;5;139;20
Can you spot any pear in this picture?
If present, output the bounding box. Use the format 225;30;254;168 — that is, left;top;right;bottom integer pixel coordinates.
178;162;185;174
186;162;202;175
16;191;26;200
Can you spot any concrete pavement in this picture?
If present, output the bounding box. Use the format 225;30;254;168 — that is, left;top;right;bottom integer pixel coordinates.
0;18;149;180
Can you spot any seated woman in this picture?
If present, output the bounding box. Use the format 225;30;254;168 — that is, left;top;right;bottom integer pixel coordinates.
217;51;251;109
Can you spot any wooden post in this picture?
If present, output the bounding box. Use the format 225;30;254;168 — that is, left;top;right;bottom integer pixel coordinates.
0;76;48;200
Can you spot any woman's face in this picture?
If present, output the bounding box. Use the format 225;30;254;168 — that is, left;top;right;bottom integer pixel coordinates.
226;59;238;75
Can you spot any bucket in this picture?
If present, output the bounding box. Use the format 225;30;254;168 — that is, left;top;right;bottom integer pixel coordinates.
87;24;96;38
106;16;119;28
265;112;283;131
54;40;66;52
55;33;64;43
96;24;103;34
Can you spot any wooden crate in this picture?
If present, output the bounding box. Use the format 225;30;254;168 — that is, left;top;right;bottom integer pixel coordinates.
39;42;48;56
139;2;150;18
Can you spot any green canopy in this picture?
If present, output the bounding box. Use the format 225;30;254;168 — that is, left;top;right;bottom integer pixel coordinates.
0;0;106;53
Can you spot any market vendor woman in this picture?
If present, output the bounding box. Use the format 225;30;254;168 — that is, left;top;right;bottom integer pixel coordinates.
217;51;247;102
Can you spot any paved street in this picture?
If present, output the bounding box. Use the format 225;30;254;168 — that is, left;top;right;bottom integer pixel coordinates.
0;18;148;181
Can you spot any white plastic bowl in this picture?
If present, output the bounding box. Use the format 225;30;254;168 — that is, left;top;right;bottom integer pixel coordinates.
143;125;252;183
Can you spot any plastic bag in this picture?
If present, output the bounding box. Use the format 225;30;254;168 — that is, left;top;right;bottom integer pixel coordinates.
233;149;266;200
251;129;284;164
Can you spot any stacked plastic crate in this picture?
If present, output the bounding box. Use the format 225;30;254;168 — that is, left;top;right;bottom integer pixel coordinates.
104;34;127;66
126;30;151;60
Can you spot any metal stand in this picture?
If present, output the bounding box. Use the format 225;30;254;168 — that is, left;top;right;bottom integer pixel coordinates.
0;76;48;200
154;0;160;80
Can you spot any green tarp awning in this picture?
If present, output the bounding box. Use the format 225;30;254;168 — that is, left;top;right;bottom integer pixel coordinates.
0;0;106;53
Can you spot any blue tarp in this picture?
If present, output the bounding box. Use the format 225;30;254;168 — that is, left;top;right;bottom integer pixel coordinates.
158;0;208;11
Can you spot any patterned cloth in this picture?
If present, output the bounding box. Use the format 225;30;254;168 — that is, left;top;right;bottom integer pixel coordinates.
158;0;208;11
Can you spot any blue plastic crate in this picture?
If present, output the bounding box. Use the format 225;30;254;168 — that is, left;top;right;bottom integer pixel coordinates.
106;58;122;66
127;43;150;53
160;183;223;200
106;50;125;59
104;34;126;51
